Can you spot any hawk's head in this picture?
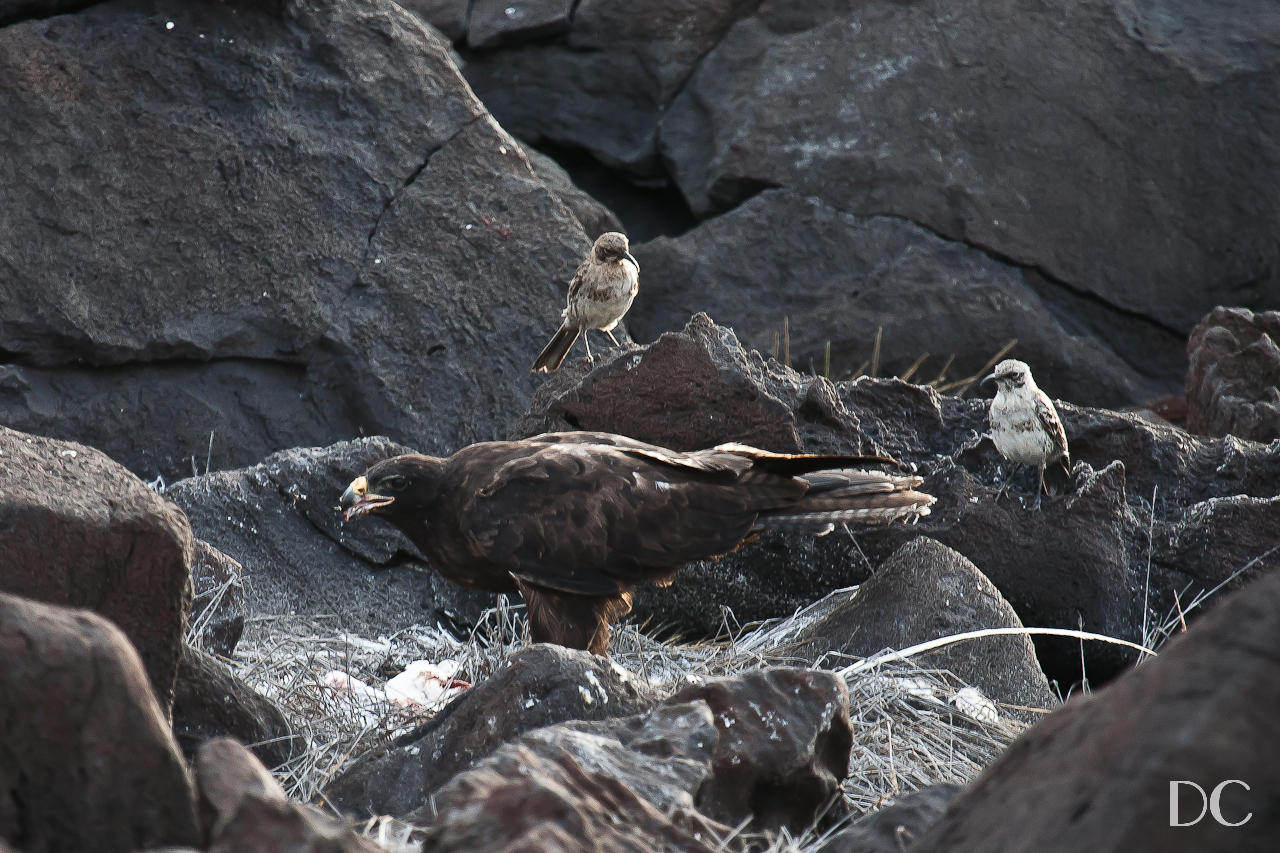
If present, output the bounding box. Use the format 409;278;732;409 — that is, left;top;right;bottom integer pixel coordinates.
340;455;439;525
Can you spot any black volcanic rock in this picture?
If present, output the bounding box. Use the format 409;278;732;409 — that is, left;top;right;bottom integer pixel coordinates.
1186;306;1280;442
0;0;597;480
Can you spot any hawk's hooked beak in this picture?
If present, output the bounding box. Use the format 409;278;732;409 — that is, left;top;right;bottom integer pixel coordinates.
623;251;639;271
340;476;395;521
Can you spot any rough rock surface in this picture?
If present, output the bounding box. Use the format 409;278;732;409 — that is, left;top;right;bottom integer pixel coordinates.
516;316;1280;685
819;784;961;853
629;190;1172;408
172;644;302;771
0;425;193;711
193;738;288;843
0;0;595;480
421;745;727;852
419;667;853;842
670;668;853;832
208;795;381;853
660;1;1280;333
1186;306;1280;442
326;644;660;818
189;539;247;657
783;537;1058;723
458;0;752;174
166;437;492;639
919;569;1280;851
0;593;200;853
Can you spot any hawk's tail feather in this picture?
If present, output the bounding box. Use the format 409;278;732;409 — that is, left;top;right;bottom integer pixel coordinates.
756;469;935;529
531;324;581;373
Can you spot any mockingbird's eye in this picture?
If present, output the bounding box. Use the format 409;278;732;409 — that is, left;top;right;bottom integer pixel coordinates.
382;475;409;492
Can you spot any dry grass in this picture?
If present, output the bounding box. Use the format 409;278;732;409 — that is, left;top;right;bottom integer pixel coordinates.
228;590;1027;851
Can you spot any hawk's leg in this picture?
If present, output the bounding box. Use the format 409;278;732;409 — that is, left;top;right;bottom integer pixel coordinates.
514;578;632;656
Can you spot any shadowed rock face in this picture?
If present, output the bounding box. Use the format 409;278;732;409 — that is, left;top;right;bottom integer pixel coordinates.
0;593;200;853
918;569;1280;852
0;0;594;481
516;315;1280;687
1186;306;1280;442
0;425;193;712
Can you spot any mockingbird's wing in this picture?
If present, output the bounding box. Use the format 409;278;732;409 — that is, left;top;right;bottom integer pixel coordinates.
1034;390;1070;465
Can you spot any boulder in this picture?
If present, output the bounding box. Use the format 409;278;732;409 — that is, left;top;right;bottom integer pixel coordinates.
515;316;1280;687
660;1;1280;335
783;537;1058;723
0;0;594;481
918;568;1280;851
0;426;193;711
189;539;247;657
818;784;961;853
166;437;492;640
1186;306;1280;442
172;644;302;771
326;644;660;818
0;593;200;852
628;190;1170;408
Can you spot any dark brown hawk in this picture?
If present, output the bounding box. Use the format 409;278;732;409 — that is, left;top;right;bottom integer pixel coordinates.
340;431;934;655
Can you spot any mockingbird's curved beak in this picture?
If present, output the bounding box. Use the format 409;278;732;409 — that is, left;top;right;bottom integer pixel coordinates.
981;372;998;386
340;476;395;521
623;251;639;271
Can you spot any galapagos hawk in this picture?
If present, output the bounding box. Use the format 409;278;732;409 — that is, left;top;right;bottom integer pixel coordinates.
341;431;934;655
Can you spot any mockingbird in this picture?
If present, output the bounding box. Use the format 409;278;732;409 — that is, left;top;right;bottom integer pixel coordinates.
531;231;639;373
982;359;1069;507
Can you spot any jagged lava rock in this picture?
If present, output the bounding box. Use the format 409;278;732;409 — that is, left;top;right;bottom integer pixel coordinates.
1186;306;1280;442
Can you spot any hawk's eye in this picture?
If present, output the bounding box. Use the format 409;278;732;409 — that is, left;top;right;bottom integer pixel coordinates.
382;475;408;492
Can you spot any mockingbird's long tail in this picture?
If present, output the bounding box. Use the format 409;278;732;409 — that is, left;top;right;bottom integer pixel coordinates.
756;469;935;529
531;323;581;373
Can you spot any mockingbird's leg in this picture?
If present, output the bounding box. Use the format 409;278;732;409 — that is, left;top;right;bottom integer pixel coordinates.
994;466;1017;501
1033;463;1047;510
604;329;620;347
583;331;594;364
